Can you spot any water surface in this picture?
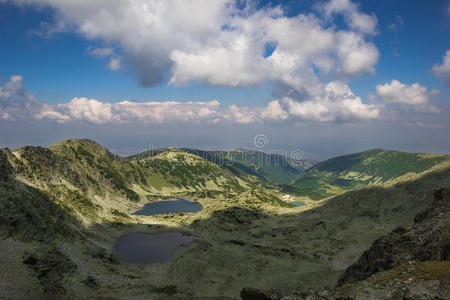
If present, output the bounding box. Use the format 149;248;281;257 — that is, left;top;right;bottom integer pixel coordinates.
134;198;203;216
291;201;306;206
114;232;198;263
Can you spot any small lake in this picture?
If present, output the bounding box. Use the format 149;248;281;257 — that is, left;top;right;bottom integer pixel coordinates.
134;198;203;216
114;232;198;263
291;201;305;207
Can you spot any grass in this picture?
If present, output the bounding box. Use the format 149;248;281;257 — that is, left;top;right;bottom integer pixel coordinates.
372;261;450;286
288;149;449;200
179;148;309;184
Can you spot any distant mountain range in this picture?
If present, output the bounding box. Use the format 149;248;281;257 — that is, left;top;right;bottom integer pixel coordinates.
131;146;450;201
129;147;317;185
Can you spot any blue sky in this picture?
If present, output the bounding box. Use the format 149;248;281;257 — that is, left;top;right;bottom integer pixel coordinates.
0;0;449;159
0;1;271;105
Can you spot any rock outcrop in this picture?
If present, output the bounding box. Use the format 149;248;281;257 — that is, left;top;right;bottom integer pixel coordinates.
338;188;450;286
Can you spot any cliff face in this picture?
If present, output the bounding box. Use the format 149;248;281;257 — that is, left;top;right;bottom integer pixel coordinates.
338;188;450;286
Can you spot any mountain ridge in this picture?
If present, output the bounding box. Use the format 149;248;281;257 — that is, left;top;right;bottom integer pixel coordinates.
130;147;317;185
286;148;450;200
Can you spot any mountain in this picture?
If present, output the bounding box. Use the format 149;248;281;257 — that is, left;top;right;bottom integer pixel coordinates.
0;147;77;241
285;149;449;200
129;149;245;193
132;147;317;184
1;139;449;299
1;139;287;228
48;139;266;197
129;147;261;181
285;156;317;172
181;148;317;184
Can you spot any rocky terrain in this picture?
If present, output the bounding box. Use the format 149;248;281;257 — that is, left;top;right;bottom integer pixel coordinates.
0;139;449;299
241;187;450;299
332;187;450;299
339;188;450;285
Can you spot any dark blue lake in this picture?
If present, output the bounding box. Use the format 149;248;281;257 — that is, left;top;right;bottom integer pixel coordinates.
291;202;305;206
133;198;203;216
114;232;198;263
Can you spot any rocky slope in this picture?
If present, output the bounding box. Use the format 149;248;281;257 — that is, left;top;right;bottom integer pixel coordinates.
332;188;450;299
240;186;450;299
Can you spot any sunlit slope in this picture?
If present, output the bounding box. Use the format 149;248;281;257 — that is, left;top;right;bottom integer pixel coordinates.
286;149;449;200
129;149;248;193
2;139;156;225
50;139;255;195
1;139;287;230
179;148;317;184
1;140;242;224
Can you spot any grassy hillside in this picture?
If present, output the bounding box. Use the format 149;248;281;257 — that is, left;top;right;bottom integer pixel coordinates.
181;148;317;184
130;149;248;194
224;149;307;184
47;139;256;198
0;138;294;243
1;139;450;298
1;139;287;225
132;148;317;184
287;149;449;200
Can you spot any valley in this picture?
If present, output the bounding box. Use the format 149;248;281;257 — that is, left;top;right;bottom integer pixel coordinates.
1;139;449;299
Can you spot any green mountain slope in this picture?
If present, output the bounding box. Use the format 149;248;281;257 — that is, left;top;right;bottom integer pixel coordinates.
181;148;317;184
128;147;255;182
132;148;317;184
129;149;248;194
286;149;449;200
48;139;259;197
1;139;287;227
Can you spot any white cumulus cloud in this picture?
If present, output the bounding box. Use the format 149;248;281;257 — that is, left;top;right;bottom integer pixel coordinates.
1;75;381;124
0;75;42;121
9;0;379;93
432;50;450;87
376;80;440;113
376;80;429;105
334;31;379;76
282;81;379;122
37;98;224;124
4;0;384;124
